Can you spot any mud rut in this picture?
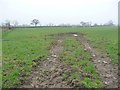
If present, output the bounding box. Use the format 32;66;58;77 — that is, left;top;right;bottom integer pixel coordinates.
21;33;118;88
74;33;118;88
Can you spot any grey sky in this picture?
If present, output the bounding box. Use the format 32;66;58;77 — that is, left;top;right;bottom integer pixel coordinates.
0;0;119;25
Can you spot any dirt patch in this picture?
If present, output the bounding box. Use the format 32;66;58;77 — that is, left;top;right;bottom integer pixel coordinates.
20;33;73;88
69;32;118;88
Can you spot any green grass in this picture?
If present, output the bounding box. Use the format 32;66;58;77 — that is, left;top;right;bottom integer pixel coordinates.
80;27;118;63
60;37;103;88
2;26;118;88
82;77;102;88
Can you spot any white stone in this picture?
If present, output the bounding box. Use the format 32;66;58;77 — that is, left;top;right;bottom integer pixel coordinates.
103;61;107;64
98;60;101;63
88;46;92;50
31;84;34;87
52;55;57;58
58;40;62;42
92;54;96;57
105;74;112;78
35;85;39;88
104;82;109;85
113;77;117;80
73;34;78;37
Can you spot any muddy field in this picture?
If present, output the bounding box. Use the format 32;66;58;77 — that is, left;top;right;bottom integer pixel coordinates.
19;33;118;88
2;27;118;88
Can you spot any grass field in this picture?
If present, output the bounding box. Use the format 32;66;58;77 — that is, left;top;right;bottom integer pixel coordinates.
80;27;118;63
2;26;118;88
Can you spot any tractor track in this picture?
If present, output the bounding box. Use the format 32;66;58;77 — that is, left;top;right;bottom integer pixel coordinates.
73;33;118;88
20;33;118;88
20;33;74;88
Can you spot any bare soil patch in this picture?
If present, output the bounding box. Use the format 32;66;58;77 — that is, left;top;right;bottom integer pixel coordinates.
20;33;74;88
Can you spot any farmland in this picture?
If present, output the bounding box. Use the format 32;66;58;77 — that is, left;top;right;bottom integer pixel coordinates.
2;26;118;88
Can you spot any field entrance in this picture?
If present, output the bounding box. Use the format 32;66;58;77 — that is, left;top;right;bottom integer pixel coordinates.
19;32;118;88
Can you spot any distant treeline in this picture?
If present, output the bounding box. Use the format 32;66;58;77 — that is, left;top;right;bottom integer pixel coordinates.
2;25;117;31
1;19;116;31
2;24;116;28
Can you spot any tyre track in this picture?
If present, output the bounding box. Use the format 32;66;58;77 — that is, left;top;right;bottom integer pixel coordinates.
20;32;118;88
20;33;73;88
72;33;118;88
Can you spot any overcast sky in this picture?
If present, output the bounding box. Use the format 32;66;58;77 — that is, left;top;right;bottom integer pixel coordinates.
0;0;119;25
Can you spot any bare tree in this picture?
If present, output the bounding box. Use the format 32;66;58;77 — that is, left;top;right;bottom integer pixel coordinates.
107;20;114;26
5;20;11;29
103;20;114;26
48;23;54;26
80;21;85;26
31;19;39;26
80;21;90;27
13;20;18;27
93;23;98;27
